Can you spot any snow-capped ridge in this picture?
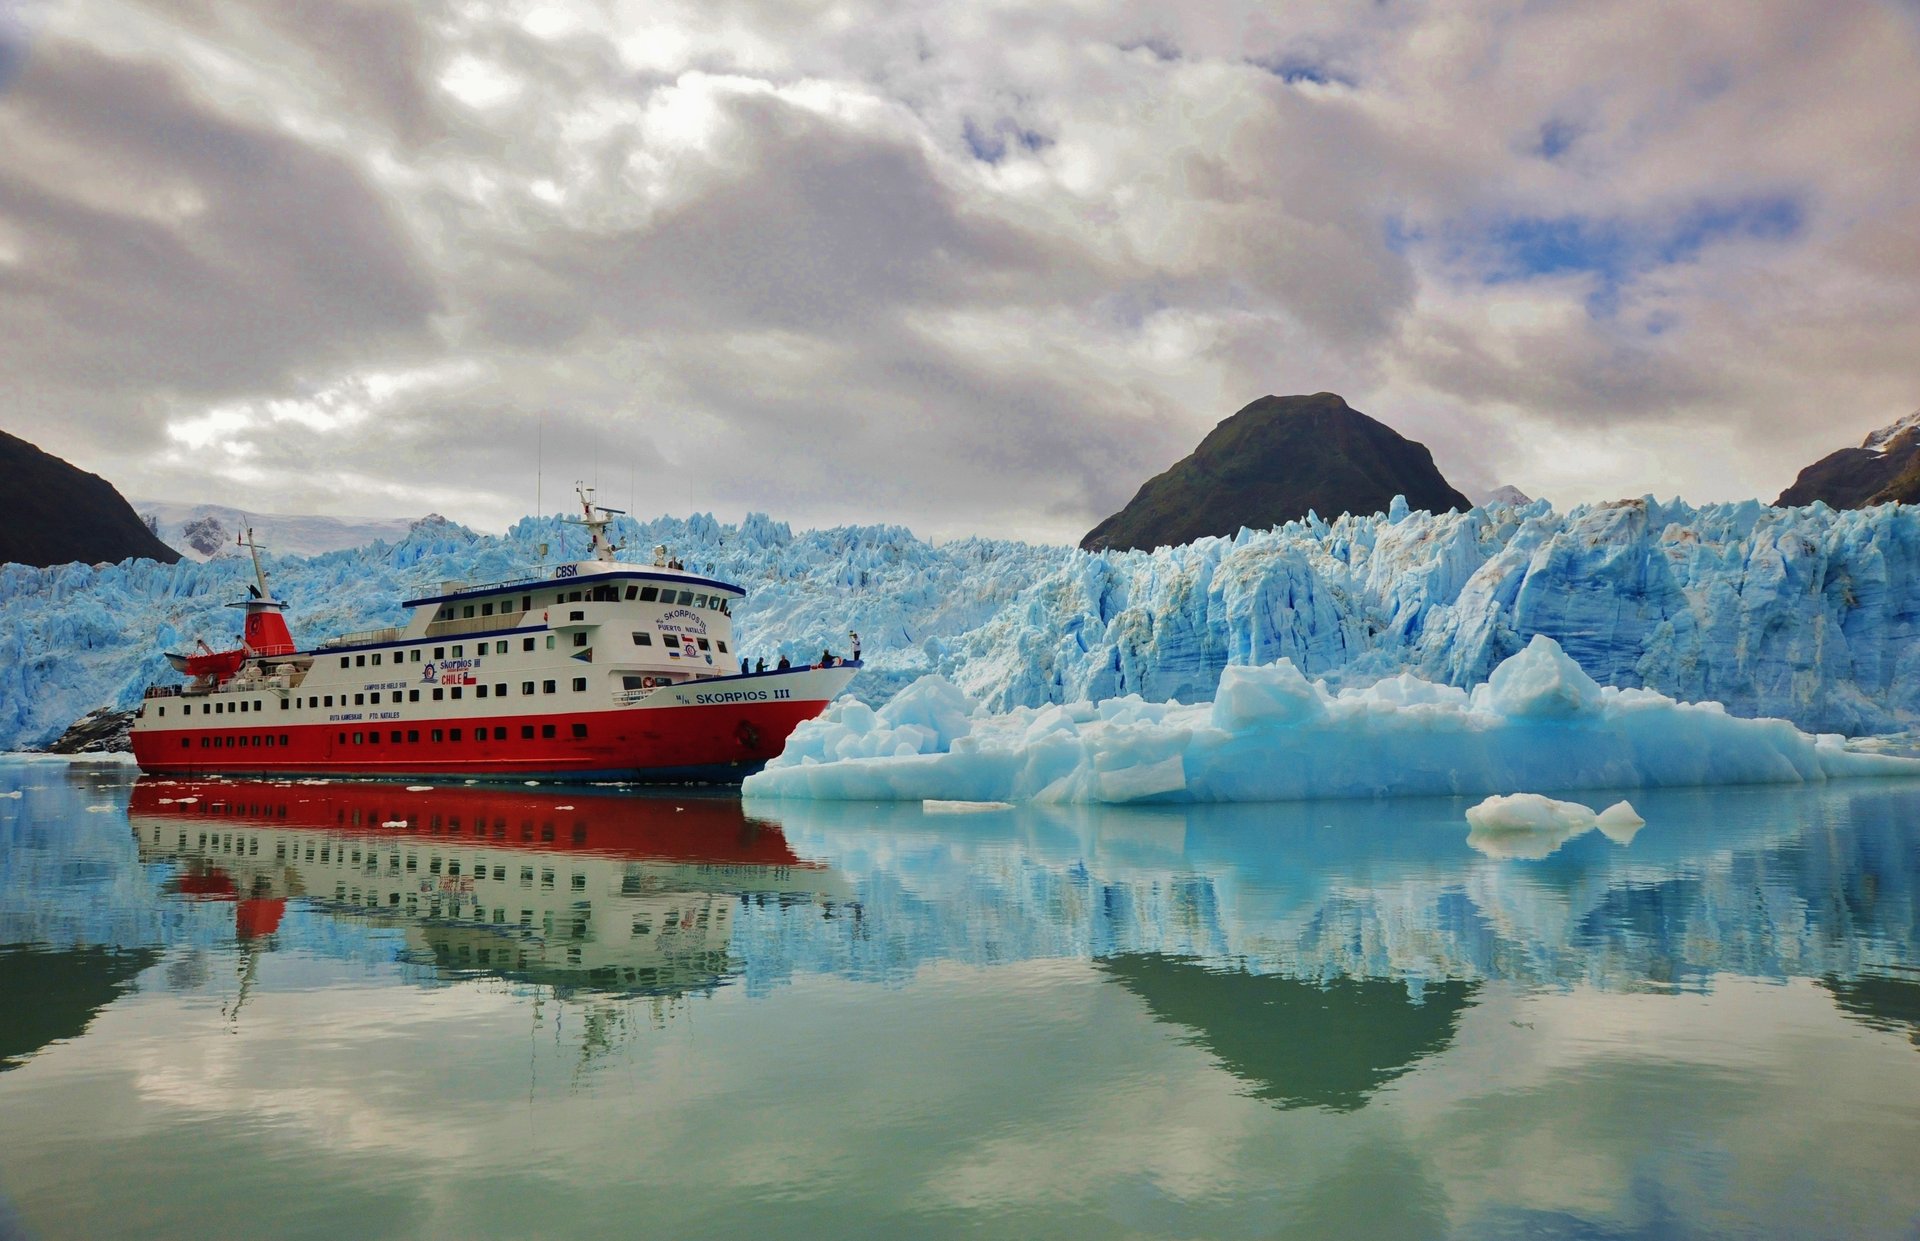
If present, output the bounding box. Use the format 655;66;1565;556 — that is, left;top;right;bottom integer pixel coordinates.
1862;408;1920;454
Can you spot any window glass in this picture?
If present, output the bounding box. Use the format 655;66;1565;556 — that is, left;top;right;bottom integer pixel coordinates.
545;635;556;649
625;585;638;600
494;727;507;740
573;633;587;647
542;724;557;738
476;685;488;698
696;638;710;651
633;632;652;645
462;606;474;619
692;594;708;609
370;692;380;704
481;602;493;616
340;657;349;668
522;637;535;652
432;688;443;701
521;725;535;739
451;687;462;699
372;653;381;665
451;728;462;741
571;677;586;692
521;681;534;695
717;640;729;653
452;645;464;657
433;647;445;660
640;586;658;602
676;590;694;606
571;723;587;739
356;655;366;667
543;680;556;693
408;690;419;702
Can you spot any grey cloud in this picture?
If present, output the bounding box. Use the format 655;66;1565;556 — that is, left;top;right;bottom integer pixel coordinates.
0;40;438;417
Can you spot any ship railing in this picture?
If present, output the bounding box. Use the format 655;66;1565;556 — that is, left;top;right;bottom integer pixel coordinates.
143;685;181;699
319;626;404;649
423;611;529;638
612;689;657;707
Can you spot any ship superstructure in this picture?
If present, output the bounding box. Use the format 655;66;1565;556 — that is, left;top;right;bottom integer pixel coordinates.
131;486;859;780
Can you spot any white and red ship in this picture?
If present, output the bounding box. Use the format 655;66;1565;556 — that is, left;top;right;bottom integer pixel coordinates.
131;487;858;781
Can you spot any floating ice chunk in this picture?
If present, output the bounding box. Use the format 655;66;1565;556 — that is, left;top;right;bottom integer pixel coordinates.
923;799;1015;813
0;790;20;799
1594;799;1646;844
1465;792;1599;834
746;637;1920;804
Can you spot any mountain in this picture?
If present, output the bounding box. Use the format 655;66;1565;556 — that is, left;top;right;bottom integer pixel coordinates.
1774;410;1920;508
1477;485;1535;507
1080;393;1471;552
0;430;180;567
134;500;423;562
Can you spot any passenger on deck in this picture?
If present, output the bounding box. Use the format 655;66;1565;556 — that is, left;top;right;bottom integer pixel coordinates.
819;649;835;667
776;655;791;670
756;658;766;673
849;631;861;662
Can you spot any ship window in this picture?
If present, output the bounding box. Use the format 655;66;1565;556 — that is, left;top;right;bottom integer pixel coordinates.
495;683;507;697
494;727;506;740
323;695;332;707
521;595;531;611
546;635;556;650
476;685;488;698
280;734;288;745
542;680;556;694
573;633;587;647
481;602;493;616
541;724;556;739
451;687;462;699
632;632;652;646
353;732;364;744
571;874;586;891
433;647;445;660
640;586;658;602
201;737;209;748
540;869;554;889
407;730;419;742
522;638;535;652
354;694;364;706
696;638;710;651
462;606;474;619
431;729;442;742
452;645;464;657
692;594;708;609
371;653;382;666
571;723;587;739
625;585;637;600
390;731;401;743
521;725;534;739
571;677;586;692
356;655;366;667
677;590;695;605
569;591;582;603
279;698;288;710
431;687;443;701
181;737;188;747
496;641;507;655
622;676;643;690
410;649;421;662
340;657;349;668
337;732;345;744
408;690;419;703
370;692;380;704
450;728;462;741
716;641;728;653
569;610;584;622
521;681;534;695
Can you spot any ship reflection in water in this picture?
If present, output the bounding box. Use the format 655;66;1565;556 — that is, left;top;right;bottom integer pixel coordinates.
128;778;853;1003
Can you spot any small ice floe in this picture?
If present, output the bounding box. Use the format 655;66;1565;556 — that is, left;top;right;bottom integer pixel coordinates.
85;805;115;813
1465;792;1645;860
405;785;434;792
923;799;1016;814
0;791;21;799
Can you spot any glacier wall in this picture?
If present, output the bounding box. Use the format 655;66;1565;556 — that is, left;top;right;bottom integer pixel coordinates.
2;496;1919;751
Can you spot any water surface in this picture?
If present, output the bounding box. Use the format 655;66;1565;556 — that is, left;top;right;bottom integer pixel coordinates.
2;757;1918;1239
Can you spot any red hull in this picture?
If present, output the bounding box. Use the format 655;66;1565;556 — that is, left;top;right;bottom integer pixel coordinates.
130;699;825;781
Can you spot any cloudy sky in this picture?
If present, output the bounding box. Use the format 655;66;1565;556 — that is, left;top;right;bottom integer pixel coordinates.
3;0;1917;543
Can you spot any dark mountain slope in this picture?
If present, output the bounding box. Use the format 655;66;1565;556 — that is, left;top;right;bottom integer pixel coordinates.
1081;393;1470;553
1775;411;1920;508
0;429;180;567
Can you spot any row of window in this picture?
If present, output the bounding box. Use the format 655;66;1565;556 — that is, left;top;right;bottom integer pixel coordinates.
295;677;588;710
188;734;291;749
431;582;735;623
632;632;726;652
340;636;551;669
336;723;590;745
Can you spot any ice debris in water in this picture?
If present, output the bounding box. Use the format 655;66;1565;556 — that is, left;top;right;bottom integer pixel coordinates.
744;636;1920;804
6;495;1920;751
1465;793;1646;859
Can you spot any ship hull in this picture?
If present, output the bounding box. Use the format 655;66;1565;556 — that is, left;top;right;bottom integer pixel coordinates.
132;669;856;783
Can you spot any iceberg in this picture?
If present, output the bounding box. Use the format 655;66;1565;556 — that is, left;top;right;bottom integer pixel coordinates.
3;493;1920;751
742;636;1920;803
1464;792;1646;859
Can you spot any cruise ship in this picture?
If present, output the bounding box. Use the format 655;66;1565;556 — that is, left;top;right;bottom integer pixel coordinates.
130;487;858;781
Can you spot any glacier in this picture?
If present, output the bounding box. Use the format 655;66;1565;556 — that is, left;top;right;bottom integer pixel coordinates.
741;636;1920;803
2;495;1920;753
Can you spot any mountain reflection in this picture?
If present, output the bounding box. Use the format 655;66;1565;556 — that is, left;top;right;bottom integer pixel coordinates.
128;779;852;1000
1098;955;1478;1110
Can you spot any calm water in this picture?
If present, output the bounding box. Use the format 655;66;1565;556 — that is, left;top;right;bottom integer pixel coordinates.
2;758;1918;1239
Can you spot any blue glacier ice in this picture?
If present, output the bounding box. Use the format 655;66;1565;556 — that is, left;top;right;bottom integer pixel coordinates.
742;635;1920;803
3;495;1920;753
